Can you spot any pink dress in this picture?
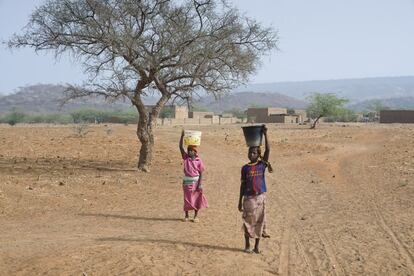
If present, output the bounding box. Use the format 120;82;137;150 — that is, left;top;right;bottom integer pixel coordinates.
182;154;209;211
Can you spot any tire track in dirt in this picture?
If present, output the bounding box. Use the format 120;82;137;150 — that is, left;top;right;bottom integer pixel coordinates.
266;140;370;275
294;232;315;276
290;142;380;276
338;132;414;274
372;201;414;271
260;160;317;275
290;129;414;275
277;223;291;276
275;224;316;276
268;170;346;276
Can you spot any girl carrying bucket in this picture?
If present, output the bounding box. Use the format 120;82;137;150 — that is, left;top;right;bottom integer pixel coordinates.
238;125;273;253
179;129;208;222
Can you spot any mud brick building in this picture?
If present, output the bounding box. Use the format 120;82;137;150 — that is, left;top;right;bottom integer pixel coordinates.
246;107;307;124
380;110;414;123
173;105;189;119
188;111;215;119
152;105;241;125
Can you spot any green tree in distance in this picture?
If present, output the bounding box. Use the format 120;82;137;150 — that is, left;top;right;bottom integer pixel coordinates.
369;100;389;113
306;93;348;129
1;108;26;126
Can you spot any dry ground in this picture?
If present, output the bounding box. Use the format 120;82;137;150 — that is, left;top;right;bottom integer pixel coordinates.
0;123;413;275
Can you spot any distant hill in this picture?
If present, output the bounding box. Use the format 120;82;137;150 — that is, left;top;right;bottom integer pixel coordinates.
0;84;307;114
348;97;414;112
0;84;142;114
194;92;307;112
235;76;414;101
2;76;414;115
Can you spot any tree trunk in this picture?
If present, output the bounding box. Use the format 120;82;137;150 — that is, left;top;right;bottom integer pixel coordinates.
136;111;154;172
134;90;170;172
310;116;322;129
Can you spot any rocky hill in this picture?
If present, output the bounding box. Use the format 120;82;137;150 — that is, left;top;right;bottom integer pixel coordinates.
348;97;414;112
0;84;306;114
2;76;414;114
194;92;307;112
235;76;414;101
0;84;135;114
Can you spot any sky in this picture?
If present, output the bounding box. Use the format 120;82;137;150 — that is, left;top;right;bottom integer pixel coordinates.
1;0;414;94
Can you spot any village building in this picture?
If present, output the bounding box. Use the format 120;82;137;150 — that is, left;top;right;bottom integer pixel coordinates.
379;110;414;123
172;105;189;119
246;107;307;124
188;111;215;119
152;105;241;125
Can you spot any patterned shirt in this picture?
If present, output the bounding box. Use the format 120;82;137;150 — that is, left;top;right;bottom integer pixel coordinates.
241;161;267;196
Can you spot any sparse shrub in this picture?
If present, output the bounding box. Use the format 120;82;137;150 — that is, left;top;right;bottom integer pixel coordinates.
224;108;247;120
287;108;295;115
73;122;90;137
1;108;137;125
25;113;73;124
105;127;113;135
159;106;174;118
70;108;138;124
325;108;358;122
0;110;26;126
70;109;104;123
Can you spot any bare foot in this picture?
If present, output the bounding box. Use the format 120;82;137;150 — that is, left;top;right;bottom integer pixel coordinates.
253;248;261;254
244;248;253;254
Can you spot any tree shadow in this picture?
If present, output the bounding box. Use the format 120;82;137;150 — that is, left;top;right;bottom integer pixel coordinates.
96;236;243;253
0;156;137;173
78;212;182;222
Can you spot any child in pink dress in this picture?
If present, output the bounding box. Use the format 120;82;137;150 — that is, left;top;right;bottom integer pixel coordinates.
179;130;209;222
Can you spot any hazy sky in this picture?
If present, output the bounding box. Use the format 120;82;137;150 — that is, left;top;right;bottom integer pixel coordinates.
1;0;414;94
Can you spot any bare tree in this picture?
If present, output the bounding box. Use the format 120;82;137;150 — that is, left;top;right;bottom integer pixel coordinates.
8;0;277;171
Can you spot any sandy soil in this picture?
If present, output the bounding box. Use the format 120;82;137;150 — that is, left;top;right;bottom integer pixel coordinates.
0;123;413;275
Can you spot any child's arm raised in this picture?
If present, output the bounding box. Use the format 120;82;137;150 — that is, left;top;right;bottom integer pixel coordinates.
263;125;270;162
179;129;186;158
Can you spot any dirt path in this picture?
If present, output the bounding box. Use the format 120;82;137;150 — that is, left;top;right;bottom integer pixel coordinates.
263;126;414;275
0;124;413;275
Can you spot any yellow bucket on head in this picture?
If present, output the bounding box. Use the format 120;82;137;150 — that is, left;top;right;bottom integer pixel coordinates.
184;130;202;146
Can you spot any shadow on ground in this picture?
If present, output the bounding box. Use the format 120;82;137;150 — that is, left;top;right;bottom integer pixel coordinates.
97;236;243;253
0;157;137;173
78;213;182;222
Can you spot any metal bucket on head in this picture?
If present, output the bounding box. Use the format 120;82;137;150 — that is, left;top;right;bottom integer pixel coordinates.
241;125;264;147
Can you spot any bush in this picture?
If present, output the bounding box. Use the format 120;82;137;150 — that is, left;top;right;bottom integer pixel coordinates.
25;113;73;124
159;106;174;118
0;108;138;125
325;109;358;122
224;108;247;119
72;123;90;137
0;110;26;125
70;109;104;123
70;108;138;124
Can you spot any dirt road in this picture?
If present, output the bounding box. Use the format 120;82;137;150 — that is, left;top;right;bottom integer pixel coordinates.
0;123;413;275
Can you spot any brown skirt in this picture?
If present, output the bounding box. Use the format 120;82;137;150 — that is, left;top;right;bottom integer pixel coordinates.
242;193;266;239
